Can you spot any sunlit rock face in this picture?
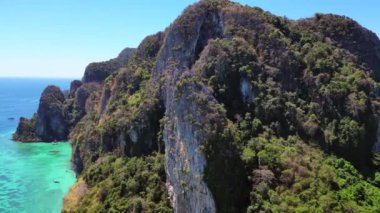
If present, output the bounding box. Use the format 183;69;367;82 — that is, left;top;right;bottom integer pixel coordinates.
152;4;228;212
151;1;228;211
240;78;255;104
163;73;217;212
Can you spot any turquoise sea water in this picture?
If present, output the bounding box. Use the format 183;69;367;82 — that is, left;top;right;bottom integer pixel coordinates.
0;78;76;213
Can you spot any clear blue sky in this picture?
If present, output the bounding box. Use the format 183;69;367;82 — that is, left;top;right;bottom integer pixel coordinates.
0;0;379;78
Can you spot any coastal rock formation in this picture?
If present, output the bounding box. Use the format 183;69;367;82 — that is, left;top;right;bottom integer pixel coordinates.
68;80;82;98
13;86;68;142
13;47;131;142
13;116;40;142
34;85;68;141
82;48;135;83
15;0;380;212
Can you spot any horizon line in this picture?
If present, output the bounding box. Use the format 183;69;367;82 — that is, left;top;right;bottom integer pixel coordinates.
0;76;81;80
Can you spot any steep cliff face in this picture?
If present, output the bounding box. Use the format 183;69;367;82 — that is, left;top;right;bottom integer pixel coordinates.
155;4;225;211
35;85;68;141
13;48;131;142
16;0;380;212
13;85;68;141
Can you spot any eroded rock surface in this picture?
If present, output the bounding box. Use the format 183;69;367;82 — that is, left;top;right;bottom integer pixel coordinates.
13;85;68;141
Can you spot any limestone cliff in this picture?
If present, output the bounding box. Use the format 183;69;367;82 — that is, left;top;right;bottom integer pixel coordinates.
13;85;68;141
13;47;133;142
15;0;380;212
82;48;135;83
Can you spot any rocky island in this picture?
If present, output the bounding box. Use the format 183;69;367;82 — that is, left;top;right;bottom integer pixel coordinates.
14;0;380;212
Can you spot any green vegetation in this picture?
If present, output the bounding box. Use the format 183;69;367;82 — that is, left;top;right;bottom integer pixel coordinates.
189;4;380;211
67;153;172;212
225;120;380;212
53;0;380;212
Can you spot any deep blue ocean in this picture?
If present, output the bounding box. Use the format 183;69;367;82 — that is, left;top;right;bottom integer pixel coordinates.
0;78;76;213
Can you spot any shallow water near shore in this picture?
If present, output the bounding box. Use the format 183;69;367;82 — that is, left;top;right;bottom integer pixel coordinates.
0;78;76;213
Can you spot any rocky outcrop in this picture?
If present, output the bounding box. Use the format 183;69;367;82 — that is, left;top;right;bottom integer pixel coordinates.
163;78;223;212
13;116;40;142
146;2;254;211
82;48;135;83
14;47;134;142
155;3;225;211
13;85;68;142
69;80;82;98
66;85;91;126
35;85;68;141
